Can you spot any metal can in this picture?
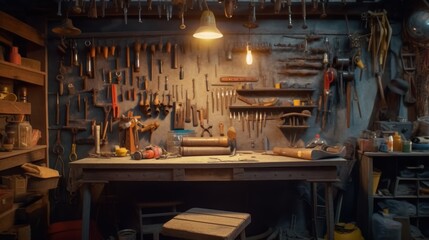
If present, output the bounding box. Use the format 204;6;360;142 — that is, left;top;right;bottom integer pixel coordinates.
402;140;412;153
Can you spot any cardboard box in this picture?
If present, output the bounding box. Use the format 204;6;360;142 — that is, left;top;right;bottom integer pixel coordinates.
0;208;15;232
15;197;48;239
0;225;31;240
0;189;14;214
0;190;13;213
27;176;59;193
2;175;27;198
21;57;41;71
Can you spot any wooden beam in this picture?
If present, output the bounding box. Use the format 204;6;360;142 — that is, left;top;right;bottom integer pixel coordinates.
0;11;44;47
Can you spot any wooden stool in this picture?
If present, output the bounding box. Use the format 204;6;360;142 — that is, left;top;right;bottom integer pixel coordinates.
136;201;182;240
162;208;251;240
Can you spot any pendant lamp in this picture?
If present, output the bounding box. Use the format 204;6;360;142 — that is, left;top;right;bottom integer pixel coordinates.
193;1;223;39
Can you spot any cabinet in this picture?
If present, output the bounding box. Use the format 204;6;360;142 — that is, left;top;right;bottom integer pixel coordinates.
0;10;48;236
357;152;429;239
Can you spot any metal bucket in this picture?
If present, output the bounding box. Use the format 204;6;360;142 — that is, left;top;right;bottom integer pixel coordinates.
117;229;136;240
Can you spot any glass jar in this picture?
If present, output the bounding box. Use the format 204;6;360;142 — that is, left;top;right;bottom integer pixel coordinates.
166;130;195;155
5;120;32;149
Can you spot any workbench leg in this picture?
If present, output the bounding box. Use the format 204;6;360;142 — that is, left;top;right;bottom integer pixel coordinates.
325;182;334;240
82;183;92;240
311;182;318;239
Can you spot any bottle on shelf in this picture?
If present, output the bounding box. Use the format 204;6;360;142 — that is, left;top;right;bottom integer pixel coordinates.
392;132;402;152
386;135;393;152
9;46;21;65
305;133;327;148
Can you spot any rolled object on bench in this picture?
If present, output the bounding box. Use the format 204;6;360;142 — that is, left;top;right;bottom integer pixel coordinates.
181;136;229;147
272;145;346;160
179;146;232;156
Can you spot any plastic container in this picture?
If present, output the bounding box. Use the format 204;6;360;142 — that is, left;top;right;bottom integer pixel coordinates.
372;211;401;240
5;121;32;149
305;134;327;148
393;132;402;152
166;130;196;155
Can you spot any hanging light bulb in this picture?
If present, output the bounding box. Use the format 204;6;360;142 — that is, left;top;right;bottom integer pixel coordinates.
243;3;257;65
246;43;253;65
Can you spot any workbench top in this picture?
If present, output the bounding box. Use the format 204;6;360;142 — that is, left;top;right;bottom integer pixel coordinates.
70;151;347;169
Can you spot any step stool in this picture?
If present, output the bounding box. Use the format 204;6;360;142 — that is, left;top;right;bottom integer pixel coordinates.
161;208;251;240
136;201;182;240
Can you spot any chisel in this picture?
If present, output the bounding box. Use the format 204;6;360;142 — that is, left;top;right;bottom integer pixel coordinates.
206;95;209;123
185;90;191;123
205;74;209;92
191;104;198;127
192;78;196;99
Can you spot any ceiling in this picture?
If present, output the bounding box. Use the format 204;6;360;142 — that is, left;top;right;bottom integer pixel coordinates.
0;0;413;21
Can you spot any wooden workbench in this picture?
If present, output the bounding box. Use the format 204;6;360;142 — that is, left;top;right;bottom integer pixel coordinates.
69;152;346;240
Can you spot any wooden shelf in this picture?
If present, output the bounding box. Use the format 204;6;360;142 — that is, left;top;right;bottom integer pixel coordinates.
236;88;315;94
277;125;310;129
0;11;44;47
0;100;31;115
229;105;317;111
0;61;45;86
0;145;47;171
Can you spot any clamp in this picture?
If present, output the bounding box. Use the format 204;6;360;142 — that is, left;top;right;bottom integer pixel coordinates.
200;124;213;137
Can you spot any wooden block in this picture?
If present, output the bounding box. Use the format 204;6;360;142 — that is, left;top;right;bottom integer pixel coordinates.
162;208;251;240
21;57;41;71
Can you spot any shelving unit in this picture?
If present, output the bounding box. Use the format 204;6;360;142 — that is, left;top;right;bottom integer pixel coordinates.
231;88;316;113
0;10;47;163
357;151;429;239
0;10;48;237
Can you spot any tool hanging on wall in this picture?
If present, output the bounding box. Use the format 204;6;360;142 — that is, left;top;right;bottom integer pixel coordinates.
322;67;336;129
301;0;308;29
88;0;97;18
287;0;292;28
134;40;141;72
320;0;327;18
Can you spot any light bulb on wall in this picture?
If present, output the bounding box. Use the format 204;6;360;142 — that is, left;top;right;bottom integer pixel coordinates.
246;43;253;65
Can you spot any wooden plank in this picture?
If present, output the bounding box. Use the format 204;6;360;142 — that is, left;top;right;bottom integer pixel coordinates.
187;208;250;221
163;208;250;240
0;61;45;86
220;76;258;82
0;146;46;171
0;100;31;115
0;11;44;46
0;30;13;46
163;218;235;240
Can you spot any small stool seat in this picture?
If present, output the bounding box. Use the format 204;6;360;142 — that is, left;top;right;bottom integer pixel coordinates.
162;208;251;240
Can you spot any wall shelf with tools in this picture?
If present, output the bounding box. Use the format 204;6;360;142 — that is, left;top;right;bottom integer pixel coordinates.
231;88;316;112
